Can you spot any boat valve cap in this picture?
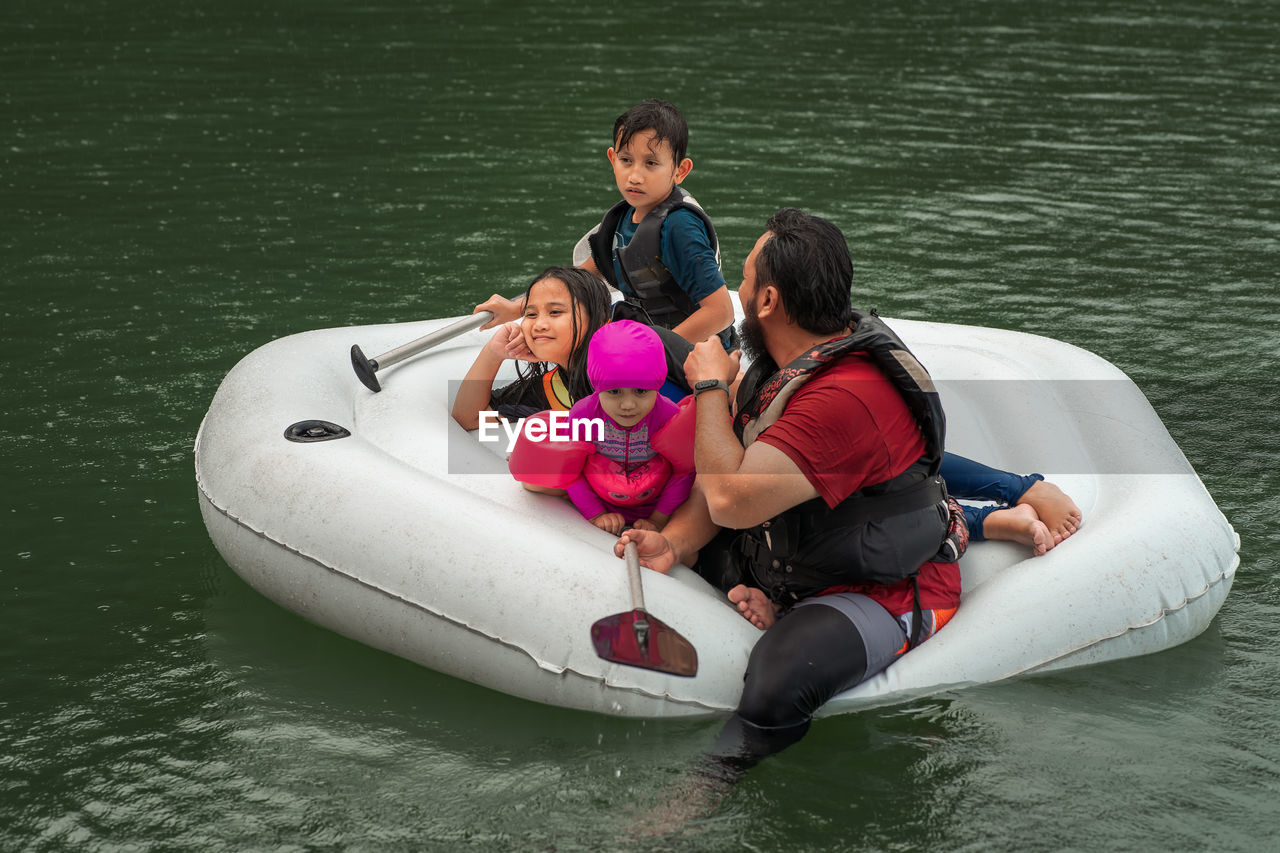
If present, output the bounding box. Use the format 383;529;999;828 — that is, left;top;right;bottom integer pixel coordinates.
284;420;352;443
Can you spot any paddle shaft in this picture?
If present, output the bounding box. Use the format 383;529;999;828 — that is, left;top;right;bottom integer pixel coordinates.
624;541;647;613
351;310;494;392
377;311;494;370
623;541;651;657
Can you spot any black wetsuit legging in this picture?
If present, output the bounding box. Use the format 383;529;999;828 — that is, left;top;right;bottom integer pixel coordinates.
708;593;906;769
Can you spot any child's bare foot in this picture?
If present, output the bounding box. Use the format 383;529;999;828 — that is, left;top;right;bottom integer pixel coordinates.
727;585;777;630
1017;479;1083;544
983;504;1054;556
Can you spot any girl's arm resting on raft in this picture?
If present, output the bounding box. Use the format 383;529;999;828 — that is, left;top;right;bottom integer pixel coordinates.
450;327;518;430
450;354;502;430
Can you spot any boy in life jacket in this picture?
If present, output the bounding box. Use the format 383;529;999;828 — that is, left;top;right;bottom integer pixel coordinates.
509;320;696;535
475;99;736;350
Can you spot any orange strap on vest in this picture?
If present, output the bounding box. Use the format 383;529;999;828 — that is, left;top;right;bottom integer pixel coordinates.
542;369;571;411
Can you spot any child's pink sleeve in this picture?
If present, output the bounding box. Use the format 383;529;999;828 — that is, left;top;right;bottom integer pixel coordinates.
566;476;608;520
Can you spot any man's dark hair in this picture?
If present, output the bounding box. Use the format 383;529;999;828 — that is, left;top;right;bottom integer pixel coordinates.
755;208;855;335
612;99;689;163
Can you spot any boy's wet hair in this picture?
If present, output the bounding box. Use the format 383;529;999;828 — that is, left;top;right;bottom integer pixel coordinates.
612;99;689;163
756;208;855;336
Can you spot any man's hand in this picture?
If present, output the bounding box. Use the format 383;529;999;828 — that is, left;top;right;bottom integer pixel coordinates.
682;338;741;387
615;529;678;574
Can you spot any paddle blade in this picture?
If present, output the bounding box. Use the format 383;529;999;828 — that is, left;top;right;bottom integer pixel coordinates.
350;344;381;393
591;609;698;677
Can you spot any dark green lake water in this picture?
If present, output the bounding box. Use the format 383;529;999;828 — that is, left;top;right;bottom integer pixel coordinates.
4;1;1278;849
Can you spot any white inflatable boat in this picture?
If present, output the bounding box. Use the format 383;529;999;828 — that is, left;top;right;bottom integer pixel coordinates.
194;305;1239;719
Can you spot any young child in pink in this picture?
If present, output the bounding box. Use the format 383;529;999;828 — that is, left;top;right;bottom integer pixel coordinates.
565;320;694;534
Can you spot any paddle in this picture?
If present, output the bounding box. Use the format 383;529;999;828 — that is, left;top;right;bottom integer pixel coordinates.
350;310;495;392
591;540;698;677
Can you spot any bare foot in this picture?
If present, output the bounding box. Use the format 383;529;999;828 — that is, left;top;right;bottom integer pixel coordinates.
727;585;777;630
1017;479;1083;545
624;763;732;838
983;504;1054;556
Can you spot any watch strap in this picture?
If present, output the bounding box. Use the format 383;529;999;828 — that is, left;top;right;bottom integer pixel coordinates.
693;379;731;398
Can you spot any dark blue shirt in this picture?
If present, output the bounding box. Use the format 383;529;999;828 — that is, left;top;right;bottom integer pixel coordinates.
610;207;726;305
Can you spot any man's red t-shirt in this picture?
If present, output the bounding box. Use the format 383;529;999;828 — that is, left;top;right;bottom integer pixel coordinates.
754;353;961;615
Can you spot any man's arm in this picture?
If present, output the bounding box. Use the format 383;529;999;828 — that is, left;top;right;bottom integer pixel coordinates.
682;338;820;529
616;478;721;573
614;402;817;571
690;382;819;529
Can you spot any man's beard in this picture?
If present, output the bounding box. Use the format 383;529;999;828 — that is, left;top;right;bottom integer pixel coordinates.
738;299;768;363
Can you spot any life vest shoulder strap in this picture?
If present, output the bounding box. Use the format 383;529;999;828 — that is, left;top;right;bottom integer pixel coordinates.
587;188;720;328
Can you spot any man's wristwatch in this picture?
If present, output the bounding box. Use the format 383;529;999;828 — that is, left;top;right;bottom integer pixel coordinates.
693;378;731;398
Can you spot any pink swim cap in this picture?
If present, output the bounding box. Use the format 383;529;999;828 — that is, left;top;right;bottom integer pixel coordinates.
587;320;667;391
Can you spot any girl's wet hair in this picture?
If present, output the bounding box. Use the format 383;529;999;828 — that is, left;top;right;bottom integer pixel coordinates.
517;266;612;401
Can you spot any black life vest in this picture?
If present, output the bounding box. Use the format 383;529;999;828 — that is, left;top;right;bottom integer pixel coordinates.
587;187;727;337
727;310;951;603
